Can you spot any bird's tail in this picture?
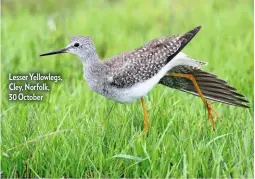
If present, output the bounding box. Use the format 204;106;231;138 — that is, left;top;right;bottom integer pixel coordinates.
159;67;249;108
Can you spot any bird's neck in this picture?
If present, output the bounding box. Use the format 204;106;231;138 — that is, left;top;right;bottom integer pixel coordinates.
81;49;105;89
81;48;102;68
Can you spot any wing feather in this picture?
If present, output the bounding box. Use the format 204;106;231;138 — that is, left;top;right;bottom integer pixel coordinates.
159;65;249;108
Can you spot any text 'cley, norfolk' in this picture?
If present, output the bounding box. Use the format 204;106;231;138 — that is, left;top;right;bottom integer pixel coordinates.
9;83;49;92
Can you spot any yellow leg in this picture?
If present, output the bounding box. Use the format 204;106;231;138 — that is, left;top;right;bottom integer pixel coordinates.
169;73;220;130
140;97;149;133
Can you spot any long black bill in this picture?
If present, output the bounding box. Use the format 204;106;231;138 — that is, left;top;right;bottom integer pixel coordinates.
40;47;67;57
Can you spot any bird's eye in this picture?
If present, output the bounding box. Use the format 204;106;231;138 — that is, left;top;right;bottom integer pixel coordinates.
74;43;80;47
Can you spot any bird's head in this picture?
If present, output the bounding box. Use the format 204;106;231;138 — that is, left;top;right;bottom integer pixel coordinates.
40;36;96;59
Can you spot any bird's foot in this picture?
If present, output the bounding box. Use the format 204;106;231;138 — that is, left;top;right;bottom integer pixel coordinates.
206;102;221;131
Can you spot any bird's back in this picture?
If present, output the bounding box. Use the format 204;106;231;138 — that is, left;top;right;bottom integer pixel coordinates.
103;26;202;88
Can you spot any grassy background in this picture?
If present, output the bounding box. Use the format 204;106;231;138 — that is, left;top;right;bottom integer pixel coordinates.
1;0;254;178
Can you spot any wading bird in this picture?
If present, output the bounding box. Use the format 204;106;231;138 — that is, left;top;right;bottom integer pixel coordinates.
40;26;249;132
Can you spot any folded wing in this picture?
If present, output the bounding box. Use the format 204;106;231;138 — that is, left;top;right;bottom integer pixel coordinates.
105;26;202;88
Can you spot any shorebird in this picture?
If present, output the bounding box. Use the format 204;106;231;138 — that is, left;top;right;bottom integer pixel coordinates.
40;26;249;132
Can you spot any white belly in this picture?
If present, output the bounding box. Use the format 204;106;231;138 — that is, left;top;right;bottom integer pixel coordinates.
109;52;206;103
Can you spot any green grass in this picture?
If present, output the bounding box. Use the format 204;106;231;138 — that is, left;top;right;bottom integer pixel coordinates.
1;0;254;178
